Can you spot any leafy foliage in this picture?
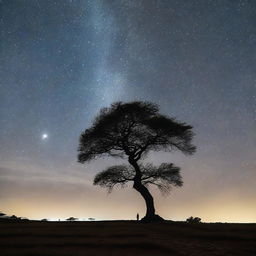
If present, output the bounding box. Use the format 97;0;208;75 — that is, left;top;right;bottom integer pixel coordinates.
93;163;183;194
141;163;183;194
93;165;134;192
78;101;195;163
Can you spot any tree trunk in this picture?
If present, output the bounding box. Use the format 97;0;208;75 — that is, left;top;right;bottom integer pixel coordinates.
133;179;155;217
129;157;164;222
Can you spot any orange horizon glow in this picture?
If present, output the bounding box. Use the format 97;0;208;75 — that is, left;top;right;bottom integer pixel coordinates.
1;184;255;223
1;153;256;224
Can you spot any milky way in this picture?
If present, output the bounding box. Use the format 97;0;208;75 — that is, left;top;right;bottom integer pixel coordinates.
0;0;255;222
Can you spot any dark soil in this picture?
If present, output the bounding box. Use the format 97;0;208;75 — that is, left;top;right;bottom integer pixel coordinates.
0;220;255;256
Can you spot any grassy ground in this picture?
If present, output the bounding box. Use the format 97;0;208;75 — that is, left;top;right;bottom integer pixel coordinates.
0;220;255;256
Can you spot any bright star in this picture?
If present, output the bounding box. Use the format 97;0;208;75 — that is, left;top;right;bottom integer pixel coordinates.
42;134;48;140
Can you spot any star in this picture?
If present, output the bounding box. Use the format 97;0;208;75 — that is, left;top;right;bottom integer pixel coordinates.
42;133;48;140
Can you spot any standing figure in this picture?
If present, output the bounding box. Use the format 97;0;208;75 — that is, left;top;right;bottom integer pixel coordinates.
136;213;139;221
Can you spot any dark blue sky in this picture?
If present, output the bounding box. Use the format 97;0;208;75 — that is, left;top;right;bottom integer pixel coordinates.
0;0;255;221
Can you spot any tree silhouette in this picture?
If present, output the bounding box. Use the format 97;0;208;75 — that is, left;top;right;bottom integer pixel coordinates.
66;217;78;221
0;212;6;217
78;101;196;222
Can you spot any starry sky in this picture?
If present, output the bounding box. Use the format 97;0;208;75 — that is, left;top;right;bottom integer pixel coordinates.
0;0;255;222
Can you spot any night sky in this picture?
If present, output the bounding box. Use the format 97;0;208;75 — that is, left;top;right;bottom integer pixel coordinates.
1;0;255;222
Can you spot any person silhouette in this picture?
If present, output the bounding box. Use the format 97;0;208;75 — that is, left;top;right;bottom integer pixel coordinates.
136;213;139;221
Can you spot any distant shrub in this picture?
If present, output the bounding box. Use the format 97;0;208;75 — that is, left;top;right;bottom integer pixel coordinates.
186;216;201;223
10;215;19;219
88;218;95;221
41;218;48;222
66;217;78;221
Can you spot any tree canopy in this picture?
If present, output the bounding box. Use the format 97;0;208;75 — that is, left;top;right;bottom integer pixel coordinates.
94;163;182;194
78;101;195;163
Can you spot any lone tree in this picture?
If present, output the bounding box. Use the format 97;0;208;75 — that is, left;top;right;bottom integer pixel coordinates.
78;101;196;222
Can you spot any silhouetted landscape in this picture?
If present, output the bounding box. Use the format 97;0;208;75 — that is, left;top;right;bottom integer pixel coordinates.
0;220;256;256
1;0;256;255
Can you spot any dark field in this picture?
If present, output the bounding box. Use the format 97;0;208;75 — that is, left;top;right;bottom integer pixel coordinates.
0;221;256;256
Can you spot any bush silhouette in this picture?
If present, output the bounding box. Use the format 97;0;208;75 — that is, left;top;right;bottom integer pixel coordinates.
66;217;78;221
186;216;201;223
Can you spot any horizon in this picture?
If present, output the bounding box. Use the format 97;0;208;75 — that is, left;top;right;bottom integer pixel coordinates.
1;214;256;224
